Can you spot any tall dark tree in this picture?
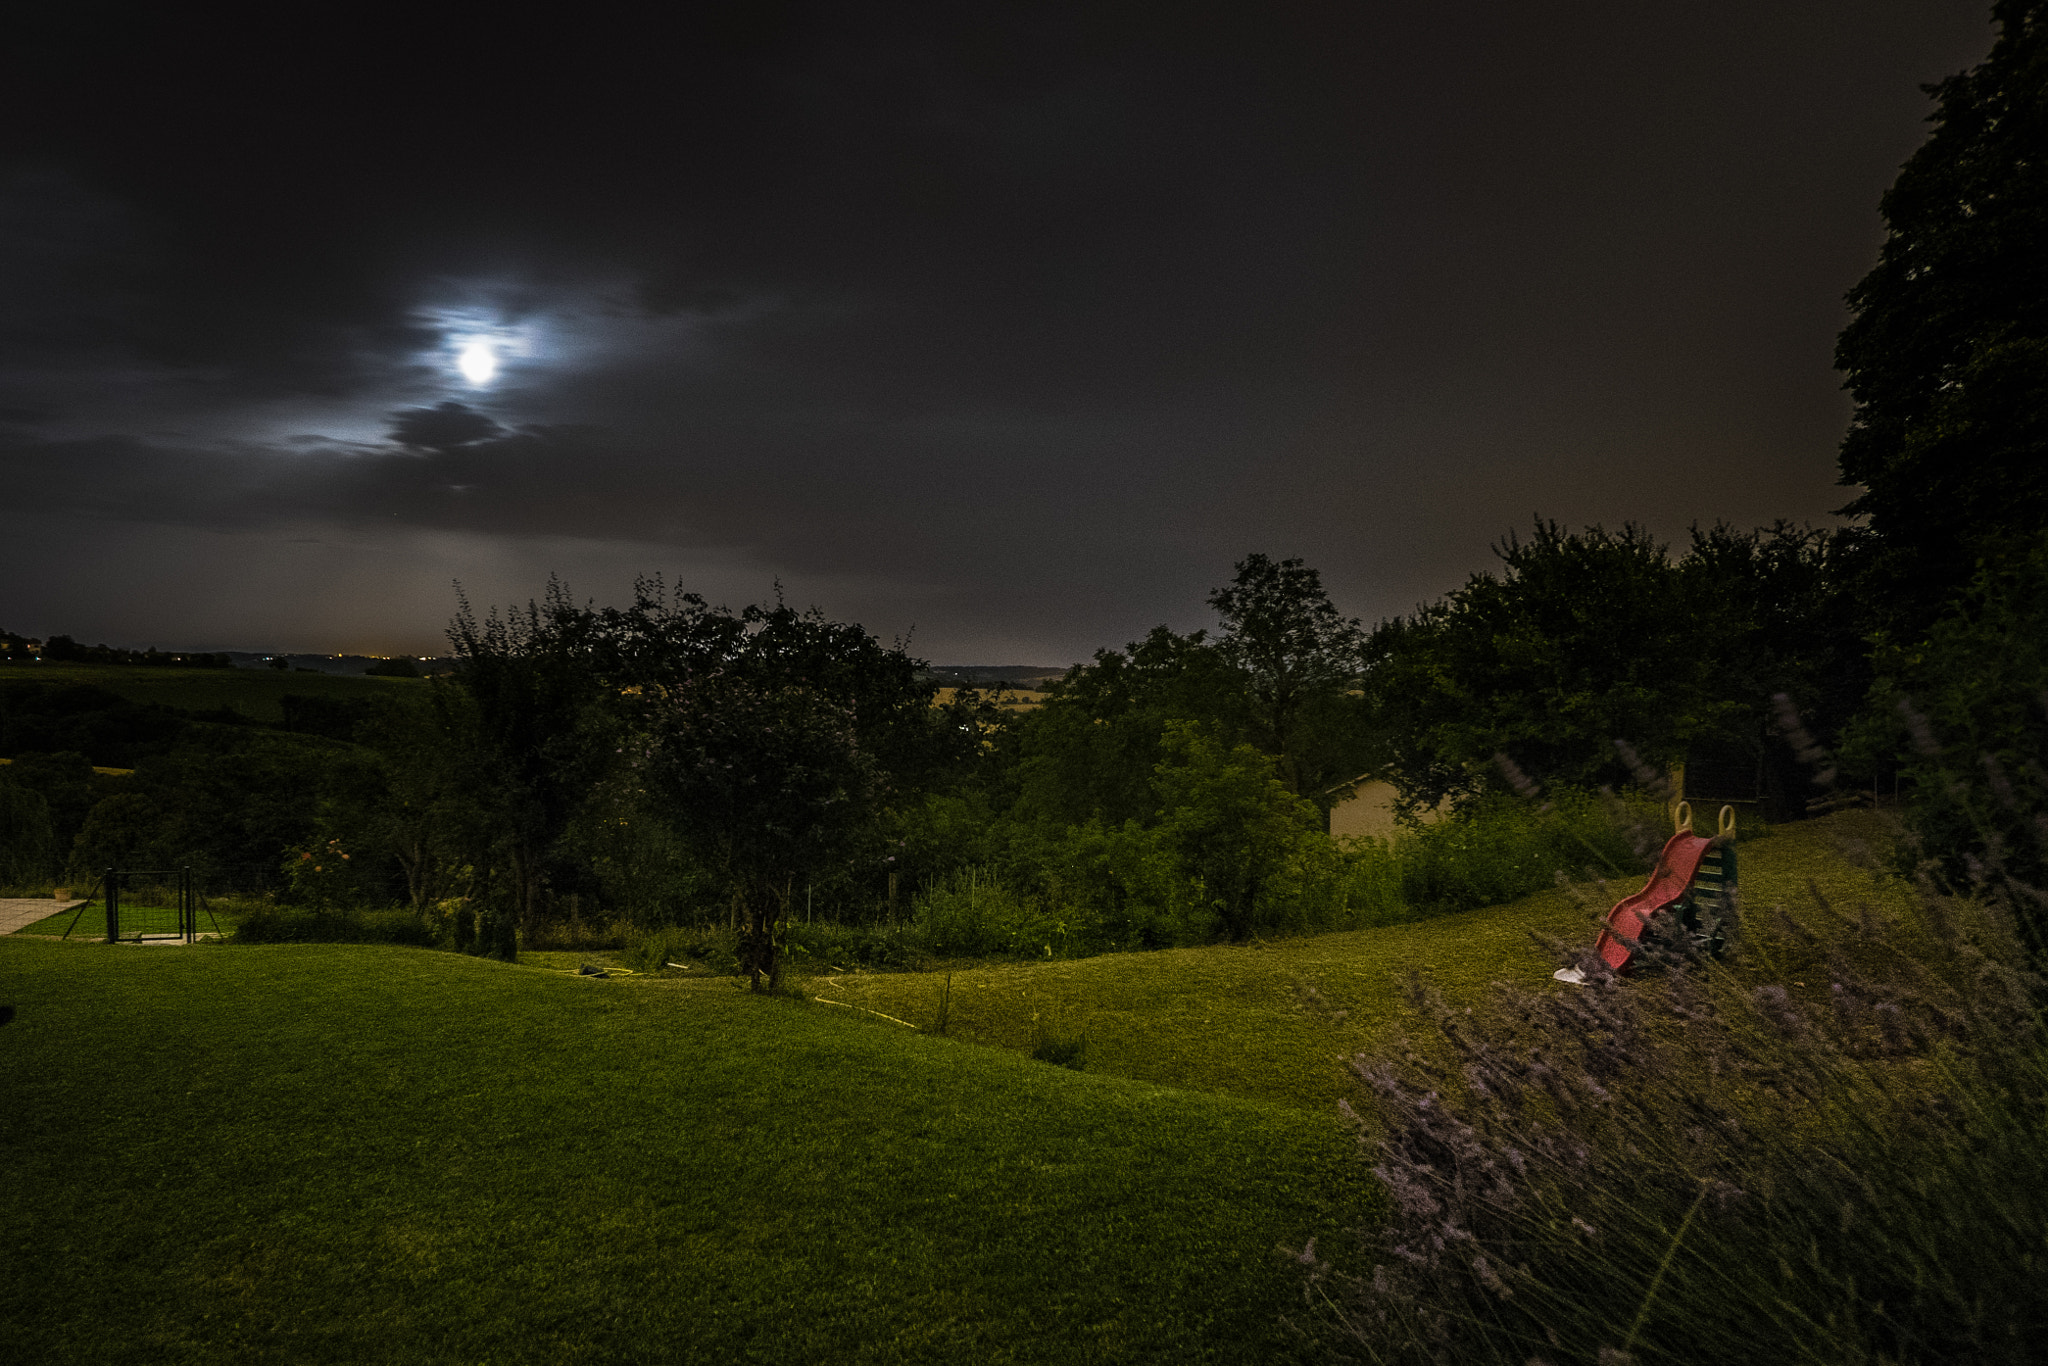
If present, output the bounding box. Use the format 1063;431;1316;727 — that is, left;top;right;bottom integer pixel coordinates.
1207;553;1372;801
446;579;613;958
1836;1;2048;641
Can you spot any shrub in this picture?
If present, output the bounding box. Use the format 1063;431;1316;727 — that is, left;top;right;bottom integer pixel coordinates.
230;905;438;946
1333;787;1665;929
1850;531;2048;963
911;866;1085;959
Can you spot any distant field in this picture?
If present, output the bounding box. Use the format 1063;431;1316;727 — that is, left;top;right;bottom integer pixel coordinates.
0;662;424;724
932;685;1042;712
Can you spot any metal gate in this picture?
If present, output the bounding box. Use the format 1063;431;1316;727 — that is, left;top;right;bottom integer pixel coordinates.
60;868;222;943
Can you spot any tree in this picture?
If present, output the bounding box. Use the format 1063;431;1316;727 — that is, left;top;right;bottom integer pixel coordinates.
1675;521;1872;815
1835;1;2048;641
446;580;614;958
0;777;56;887
1010;625;1249;828
1364;522;1720;812
621;593;928;989
1146;722;1324;942
1208;553;1371;801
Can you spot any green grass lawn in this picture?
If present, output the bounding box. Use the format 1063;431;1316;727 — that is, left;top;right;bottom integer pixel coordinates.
0;810;1904;1362
0;661;423;724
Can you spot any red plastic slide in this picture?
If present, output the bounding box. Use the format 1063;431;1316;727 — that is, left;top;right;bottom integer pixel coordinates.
1556;803;1736;982
1589;827;1713;970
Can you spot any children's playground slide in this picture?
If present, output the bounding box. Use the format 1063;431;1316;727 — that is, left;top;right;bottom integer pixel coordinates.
1555;802;1737;984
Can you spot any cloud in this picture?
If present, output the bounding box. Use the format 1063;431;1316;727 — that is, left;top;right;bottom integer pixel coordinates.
388;402;508;453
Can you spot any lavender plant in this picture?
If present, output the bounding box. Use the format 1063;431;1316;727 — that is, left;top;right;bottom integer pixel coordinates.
1292;749;2048;1363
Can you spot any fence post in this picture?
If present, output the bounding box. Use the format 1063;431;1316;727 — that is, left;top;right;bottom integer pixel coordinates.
183;866;194;944
105;867;119;943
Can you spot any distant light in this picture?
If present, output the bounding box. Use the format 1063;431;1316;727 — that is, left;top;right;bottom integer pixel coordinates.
457;340;497;386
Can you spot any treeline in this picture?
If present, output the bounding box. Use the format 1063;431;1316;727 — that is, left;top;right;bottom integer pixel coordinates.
4;516;2043;974
0;628;234;669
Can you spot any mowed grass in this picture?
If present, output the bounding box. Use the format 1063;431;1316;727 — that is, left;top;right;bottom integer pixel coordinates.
0;662;422;724
0;940;1375;1364
0;810;1904;1361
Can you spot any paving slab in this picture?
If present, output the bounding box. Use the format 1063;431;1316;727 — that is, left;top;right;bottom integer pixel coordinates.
0;899;86;934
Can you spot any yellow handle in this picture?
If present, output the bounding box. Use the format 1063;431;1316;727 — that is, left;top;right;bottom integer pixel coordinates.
1673;801;1692;834
1719;805;1737;840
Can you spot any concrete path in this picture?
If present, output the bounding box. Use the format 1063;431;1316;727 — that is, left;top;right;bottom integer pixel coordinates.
0;899;87;935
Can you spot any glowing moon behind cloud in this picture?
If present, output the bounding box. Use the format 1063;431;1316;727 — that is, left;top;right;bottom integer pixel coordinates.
457;339;497;386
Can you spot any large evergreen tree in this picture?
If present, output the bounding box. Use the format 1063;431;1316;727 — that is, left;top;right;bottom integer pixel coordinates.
1835;1;2048;640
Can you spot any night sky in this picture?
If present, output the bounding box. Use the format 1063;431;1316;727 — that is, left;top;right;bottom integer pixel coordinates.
0;4;1998;663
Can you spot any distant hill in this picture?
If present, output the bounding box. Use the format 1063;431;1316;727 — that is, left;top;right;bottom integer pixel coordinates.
218;652;455;676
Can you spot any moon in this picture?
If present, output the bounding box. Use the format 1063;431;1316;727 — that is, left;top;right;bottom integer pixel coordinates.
457;339;497;386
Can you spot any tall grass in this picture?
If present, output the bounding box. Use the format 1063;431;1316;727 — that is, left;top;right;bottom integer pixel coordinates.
1338;788;1666;927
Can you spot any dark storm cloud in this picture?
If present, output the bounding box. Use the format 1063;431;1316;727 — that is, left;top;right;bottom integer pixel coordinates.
0;2;2003;657
389;403;508;454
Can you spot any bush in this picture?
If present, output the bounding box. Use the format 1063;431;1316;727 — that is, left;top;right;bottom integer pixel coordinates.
910;866;1085;959
1331;787;1665;929
1851;531;2048;962
617;924;737;974
230;905;438;946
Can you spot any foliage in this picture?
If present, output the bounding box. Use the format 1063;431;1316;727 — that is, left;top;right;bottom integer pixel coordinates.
0;680;192;766
446;578;616;956
1850;531;2048;961
1147;722;1332;941
1365;522;1714;811
229;904;438;946
1008;555;1376;831
353;681;494;913
281;836;371;910
1365;520;1864;816
1835;0;2048;640
1374;788;1660;920
911;865;1078;960
1209;552;1374;800
607;587;934;989
0;775;56;888
65;729;389;894
1010;624;1250;828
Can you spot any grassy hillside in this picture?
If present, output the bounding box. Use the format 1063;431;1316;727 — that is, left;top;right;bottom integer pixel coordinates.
776;810;1911;1112
0;662;423;725
0;939;1373;1364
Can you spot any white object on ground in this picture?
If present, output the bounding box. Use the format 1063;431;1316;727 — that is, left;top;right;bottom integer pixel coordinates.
1552;966;1588;986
